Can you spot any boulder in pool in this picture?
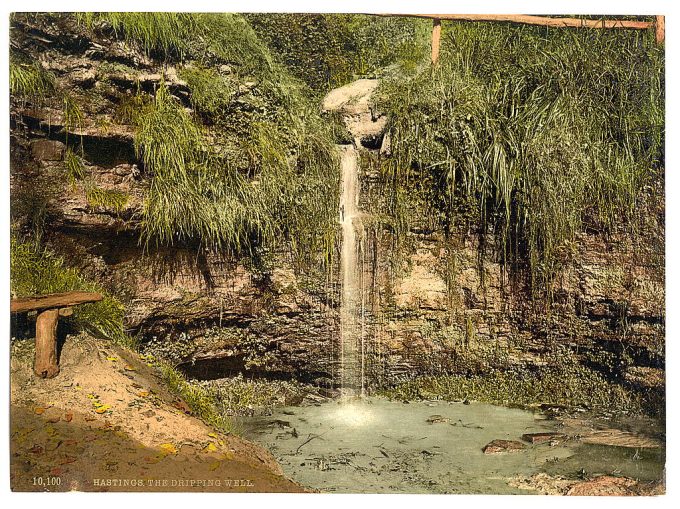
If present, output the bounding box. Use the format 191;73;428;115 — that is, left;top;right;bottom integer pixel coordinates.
482;439;525;454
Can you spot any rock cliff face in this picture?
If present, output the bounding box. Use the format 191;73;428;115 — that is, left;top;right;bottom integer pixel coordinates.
10;14;664;393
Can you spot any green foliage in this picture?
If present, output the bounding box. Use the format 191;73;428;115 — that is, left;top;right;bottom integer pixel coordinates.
10;236;127;343
10;49;86;143
156;361;238;434
85;185;129;214
9;56;55;99
132;82;269;252
62;94;84;132
78;13;273;72
378;23;664;298
76;13;340;269
10;178;59;244
179;66;234;117
381;361;645;416
77;12;197;59
64;148;129;214
135;84;337;267
246;14;430;92
64;148;87;186
203;375;310;417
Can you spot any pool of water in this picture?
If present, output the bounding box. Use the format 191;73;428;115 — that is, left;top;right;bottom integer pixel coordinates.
239;397;663;494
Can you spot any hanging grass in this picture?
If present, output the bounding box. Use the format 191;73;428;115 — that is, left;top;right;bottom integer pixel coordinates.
76;12;197;59
378;22;664;299
132;81;338;268
132;82;271;253
63;148;87;186
62;93;84;131
72;13;343;269
9;56;55;99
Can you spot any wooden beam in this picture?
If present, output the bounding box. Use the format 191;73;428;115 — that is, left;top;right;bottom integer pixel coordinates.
10;291;103;313
431;18;442;65
371;13;653;30
656;15;665;44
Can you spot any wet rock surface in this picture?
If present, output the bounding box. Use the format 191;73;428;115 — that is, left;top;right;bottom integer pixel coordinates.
482;439;526;454
510;472;664;496
521;432;565;444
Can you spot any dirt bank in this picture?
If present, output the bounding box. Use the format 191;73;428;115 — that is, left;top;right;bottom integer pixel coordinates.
9;333;304;492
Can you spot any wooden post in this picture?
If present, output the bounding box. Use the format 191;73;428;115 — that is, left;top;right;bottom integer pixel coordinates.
656;15;665;45
11;291;102;378
34;308;60;378
431;18;442;65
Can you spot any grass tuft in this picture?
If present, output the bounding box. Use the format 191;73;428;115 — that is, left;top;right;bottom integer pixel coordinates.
156;361;238;434
9;57;56;99
76;12;197;59
64;148;87;186
85;185;129;214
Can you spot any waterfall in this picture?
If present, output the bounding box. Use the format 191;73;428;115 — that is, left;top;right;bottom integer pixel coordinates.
323;78;382;400
338;144;365;398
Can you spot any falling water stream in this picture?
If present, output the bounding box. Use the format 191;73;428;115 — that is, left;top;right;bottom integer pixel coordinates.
338;143;366;398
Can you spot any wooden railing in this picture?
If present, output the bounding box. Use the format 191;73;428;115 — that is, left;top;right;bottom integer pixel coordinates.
371;14;665;64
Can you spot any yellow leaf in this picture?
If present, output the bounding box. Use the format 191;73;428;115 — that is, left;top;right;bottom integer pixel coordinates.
207;432;217;438
95;405;111;414
106;357;118;362
203;442;218;453
159;443;178;455
137;391;150;398
124;365;136;371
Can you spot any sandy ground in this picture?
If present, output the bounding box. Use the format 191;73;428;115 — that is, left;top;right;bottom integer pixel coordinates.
9;333;304;492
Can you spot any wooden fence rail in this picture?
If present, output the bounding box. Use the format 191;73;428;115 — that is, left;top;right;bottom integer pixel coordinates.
370;14;664;64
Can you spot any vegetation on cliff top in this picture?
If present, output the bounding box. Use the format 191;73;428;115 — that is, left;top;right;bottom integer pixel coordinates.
246;14;429;92
378;21;664;298
9;57;55;99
